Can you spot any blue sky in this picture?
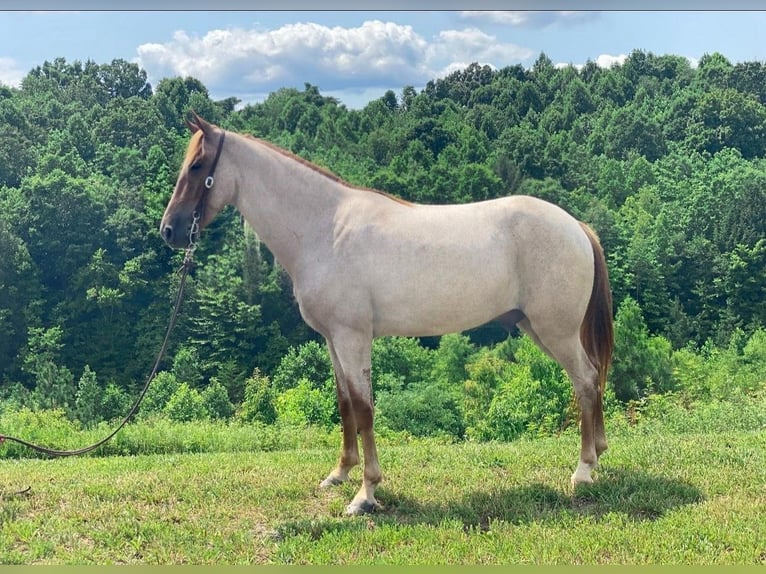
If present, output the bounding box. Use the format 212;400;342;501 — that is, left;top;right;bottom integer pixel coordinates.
2;11;766;108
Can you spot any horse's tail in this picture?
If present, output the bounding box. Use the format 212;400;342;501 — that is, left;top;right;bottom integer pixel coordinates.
578;222;614;401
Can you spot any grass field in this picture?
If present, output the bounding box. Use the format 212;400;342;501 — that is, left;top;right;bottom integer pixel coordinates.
1;424;764;565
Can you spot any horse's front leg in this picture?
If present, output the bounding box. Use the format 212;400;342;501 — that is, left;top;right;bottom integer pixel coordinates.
320;344;359;488
322;329;381;515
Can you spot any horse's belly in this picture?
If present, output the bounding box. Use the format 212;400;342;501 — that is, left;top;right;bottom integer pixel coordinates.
370;261;515;337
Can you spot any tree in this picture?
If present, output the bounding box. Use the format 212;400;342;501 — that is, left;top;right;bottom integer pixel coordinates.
201;379;235;420
0;219;41;379
74;365;102;427
23;326;75;412
610;297;674;402
687;88;766;158
238;368;276;424
164;383;208;422
96;58;152;100
272;340;333;393
376;381;464;438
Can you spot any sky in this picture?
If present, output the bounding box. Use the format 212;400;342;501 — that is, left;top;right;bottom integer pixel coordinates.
1;10;766;109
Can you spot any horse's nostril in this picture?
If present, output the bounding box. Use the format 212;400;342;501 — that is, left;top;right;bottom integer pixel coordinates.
162;225;174;242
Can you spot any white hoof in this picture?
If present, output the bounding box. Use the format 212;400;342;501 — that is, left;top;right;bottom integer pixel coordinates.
571;461;595;486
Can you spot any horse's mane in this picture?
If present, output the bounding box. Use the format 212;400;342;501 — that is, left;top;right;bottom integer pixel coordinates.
243;134;413;207
184;130;205;170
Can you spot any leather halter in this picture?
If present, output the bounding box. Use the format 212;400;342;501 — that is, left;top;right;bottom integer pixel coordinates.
192;129;226;227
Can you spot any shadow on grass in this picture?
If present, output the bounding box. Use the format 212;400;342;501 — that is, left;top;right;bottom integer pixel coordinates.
274;467;704;541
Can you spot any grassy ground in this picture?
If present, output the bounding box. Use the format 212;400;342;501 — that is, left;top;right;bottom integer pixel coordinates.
1;426;764;565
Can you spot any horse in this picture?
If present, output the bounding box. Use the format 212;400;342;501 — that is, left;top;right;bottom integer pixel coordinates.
160;113;614;515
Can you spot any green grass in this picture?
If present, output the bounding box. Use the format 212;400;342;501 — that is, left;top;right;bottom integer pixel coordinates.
1;426;765;565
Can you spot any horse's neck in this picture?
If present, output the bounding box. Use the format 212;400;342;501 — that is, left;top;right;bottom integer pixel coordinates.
231;135;345;278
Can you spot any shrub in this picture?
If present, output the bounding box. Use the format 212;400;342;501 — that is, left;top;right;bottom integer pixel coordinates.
611;296;674;401
171;345;204;387
672;328;766;402
272;341;333;392
432;333;477;386
164;383;208;422
376;381;464;438
201;378;235;420
0;408;81;459
371;337;435;392
75;365;102;427
238;368;277;424
274;378;336;429
626;389;766;434
463;335;575;441
463;350;512;439
100;382;131;422
0;383;33;414
138;371;180;417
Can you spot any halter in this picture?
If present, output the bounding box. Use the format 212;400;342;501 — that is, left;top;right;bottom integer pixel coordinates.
190;129;226;248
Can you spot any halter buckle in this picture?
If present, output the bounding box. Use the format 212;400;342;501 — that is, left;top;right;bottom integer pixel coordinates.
204;176;215;189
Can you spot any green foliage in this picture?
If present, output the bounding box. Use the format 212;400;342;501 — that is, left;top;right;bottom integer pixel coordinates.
138;371;180;417
611;297;674;402
467;336;573;441
171;346;204;388
0;408;81;458
201;378;235;420
238;368;277;424
371;337;435;392
2;51;766;444
671;328;766;402
100;382;131;422
376;381;464;438
432;333;477;386
164;382;208;423
274;378;336;429
74;365;102;426
23;326;76;413
462;350;513;439
272;341;333;393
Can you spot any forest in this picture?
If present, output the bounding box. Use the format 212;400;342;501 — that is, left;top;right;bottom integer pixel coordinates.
0;50;764;442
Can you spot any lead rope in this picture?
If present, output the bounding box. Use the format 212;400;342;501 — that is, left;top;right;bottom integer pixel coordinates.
1;124;225;497
0;214;200;495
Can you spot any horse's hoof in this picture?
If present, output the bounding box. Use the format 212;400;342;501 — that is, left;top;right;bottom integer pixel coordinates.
320;476;345;489
570;471;594;487
345;500;380;516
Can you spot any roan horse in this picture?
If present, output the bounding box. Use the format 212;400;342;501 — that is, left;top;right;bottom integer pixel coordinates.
161;113;614;515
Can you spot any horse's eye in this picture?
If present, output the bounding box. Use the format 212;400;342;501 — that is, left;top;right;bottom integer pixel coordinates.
190;162;203;171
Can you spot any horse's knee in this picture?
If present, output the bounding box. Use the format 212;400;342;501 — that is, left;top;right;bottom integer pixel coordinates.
574;382;598;413
351;397;374;432
347;369;374;432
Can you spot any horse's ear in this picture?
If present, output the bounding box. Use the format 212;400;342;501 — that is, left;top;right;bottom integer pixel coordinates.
185;110;201;133
187;110;215;136
185;118;199;133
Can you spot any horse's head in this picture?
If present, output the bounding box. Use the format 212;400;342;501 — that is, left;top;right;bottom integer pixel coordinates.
160;112;231;249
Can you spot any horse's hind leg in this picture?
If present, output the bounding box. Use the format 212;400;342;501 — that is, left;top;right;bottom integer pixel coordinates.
518;317;603;486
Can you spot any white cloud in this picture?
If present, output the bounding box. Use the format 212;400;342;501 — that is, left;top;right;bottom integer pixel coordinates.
555;53;628;70
460;11;599;28
136;20;534;105
0;57;25;88
430;28;533;69
594;53;628;68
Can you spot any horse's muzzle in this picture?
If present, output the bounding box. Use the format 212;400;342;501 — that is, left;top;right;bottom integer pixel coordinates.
160;219;188;250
